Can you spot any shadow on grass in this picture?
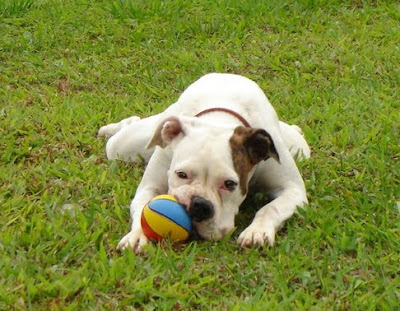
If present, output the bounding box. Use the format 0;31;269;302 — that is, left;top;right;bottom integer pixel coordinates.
235;193;273;233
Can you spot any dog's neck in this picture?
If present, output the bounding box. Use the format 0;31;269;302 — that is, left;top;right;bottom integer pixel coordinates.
195;108;251;128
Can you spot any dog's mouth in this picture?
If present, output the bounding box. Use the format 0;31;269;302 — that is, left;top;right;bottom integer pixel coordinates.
189;219;227;241
188;226;205;241
188;218;216;241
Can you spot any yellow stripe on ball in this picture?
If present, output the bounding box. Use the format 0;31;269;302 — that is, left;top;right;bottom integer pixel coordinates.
142;205;190;241
150;194;178;202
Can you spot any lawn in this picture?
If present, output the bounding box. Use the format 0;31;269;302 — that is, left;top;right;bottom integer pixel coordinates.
0;0;399;309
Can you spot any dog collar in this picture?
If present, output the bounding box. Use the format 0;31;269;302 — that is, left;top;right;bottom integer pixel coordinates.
195;108;251;128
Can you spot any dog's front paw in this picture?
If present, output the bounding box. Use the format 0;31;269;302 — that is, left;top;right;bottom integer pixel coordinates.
237;223;276;248
117;228;149;254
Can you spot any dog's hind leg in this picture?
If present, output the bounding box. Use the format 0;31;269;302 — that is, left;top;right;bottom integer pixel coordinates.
98;116;141;139
279;121;311;160
98;114;163;163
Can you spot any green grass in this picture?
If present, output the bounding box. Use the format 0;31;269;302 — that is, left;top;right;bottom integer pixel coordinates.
1;0;399;309
0;0;34;18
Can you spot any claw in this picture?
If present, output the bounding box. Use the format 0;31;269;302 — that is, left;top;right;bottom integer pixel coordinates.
237;224;276;248
117;230;149;254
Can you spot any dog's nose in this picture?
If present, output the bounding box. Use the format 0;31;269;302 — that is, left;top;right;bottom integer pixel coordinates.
189;196;214;222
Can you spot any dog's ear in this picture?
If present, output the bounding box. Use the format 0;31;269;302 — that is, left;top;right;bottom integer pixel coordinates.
146;116;184;149
230;126;280;165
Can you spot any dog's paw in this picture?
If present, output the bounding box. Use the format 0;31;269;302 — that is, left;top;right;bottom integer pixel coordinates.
117;228;149;254
291;124;304;136
237;224;276;248
98;124;118;138
98;116;141;138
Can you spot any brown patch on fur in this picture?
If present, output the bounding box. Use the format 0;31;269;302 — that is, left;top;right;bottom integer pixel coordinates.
229;126;280;195
230;131;254;195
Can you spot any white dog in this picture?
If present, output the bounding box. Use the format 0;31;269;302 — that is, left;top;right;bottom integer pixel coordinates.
98;73;310;253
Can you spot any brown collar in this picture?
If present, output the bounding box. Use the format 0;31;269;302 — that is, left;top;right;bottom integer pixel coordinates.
195;108;251;128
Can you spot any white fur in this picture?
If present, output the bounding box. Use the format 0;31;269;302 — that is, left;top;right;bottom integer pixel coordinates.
98;73;310;253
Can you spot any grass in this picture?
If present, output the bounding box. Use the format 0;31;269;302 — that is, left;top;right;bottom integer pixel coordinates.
0;0;399;309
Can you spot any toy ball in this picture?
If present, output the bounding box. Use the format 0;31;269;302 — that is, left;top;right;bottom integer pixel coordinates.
141;194;192;242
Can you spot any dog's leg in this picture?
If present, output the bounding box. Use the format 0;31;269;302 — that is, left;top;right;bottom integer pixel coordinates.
98;116;141;138
117;148;170;253
238;155;308;247
98;114;164;163
279;121;311;160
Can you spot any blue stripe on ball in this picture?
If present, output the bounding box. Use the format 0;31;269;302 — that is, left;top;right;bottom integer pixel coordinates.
148;199;192;232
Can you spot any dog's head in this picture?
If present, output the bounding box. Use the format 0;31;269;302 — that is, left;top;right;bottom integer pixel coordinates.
147;116;279;240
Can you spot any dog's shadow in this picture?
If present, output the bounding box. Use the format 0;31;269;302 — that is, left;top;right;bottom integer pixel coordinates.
235;193;273;234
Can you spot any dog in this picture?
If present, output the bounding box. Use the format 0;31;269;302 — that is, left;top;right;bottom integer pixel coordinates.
98;73;310;253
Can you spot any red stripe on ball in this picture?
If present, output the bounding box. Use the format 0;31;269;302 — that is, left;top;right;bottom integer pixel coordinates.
141;213;163;242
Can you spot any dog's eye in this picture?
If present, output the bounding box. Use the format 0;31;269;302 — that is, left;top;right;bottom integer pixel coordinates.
224;180;237;191
176;171;188;179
